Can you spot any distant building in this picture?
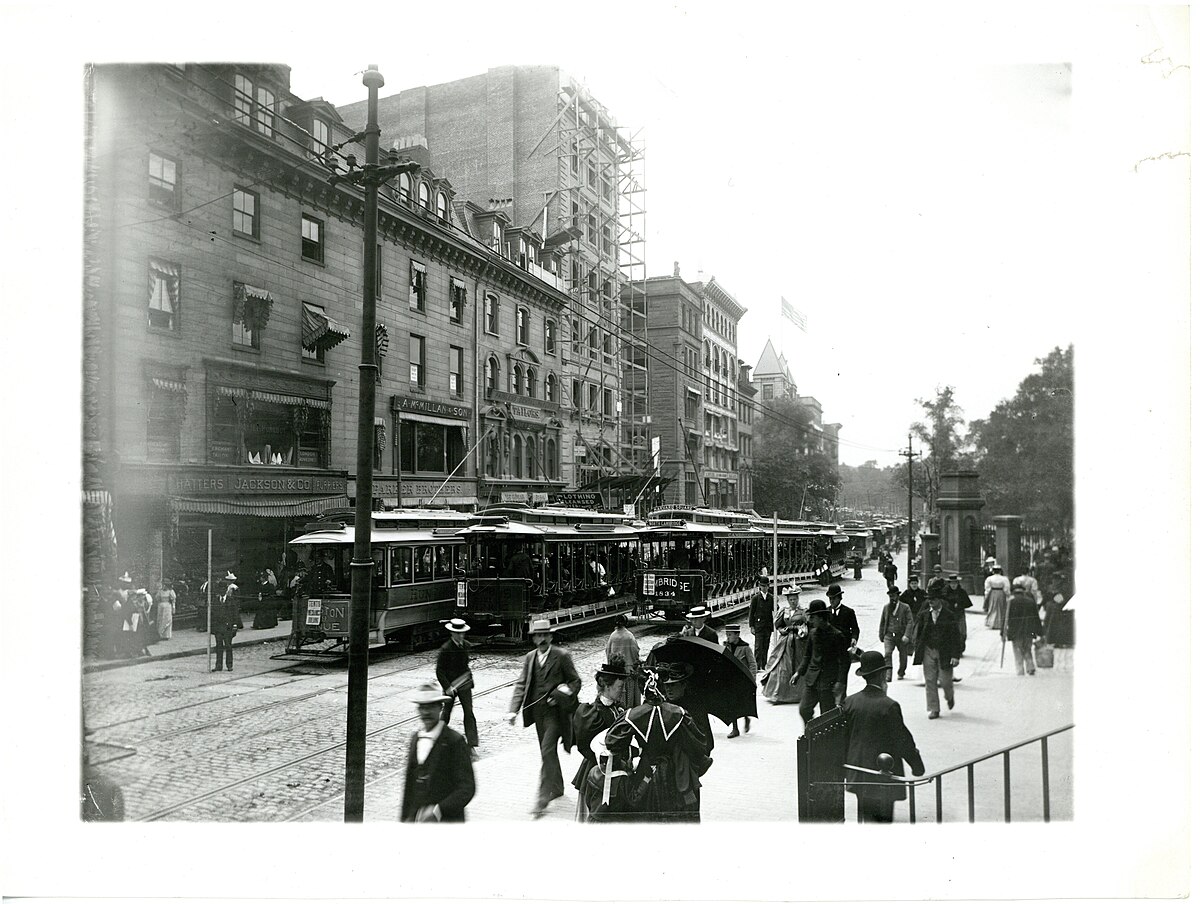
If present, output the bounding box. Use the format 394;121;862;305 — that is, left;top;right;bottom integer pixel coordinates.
699;277;746;510
737;361;757;511
751;339;797;403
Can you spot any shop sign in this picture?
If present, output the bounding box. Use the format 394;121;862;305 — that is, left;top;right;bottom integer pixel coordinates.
350;478;475;500
509;404;545;423
167;469;347;496
551;491;602;508
391;396;471;420
501;491;529;503
531;492;549;503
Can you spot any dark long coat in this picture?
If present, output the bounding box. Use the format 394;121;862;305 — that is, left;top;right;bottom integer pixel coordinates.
400;726;475;822
509;645;582;749
796;621;846;687
842;684;924;801
570;697;623;790
910;606;964;665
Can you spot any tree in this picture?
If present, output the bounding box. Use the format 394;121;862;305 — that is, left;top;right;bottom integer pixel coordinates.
751;398;841;519
894;386;972;526
969;346;1074;535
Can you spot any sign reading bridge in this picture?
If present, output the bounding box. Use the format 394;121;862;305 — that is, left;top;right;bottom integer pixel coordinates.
636;571;705;608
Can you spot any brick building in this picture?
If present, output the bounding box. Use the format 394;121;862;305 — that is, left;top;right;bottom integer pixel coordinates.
700;278;746;509
339;67;649;505
84;63;573;588
737;362;757;511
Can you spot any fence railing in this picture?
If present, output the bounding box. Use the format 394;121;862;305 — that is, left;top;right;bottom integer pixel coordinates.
810;723;1074;823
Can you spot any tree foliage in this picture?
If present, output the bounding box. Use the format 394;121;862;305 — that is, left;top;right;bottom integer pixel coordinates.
751;398;841;519
969;346;1074;534
891;386;973;522
840;460;907;516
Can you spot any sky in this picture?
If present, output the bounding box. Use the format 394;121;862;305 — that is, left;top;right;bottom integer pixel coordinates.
276;6;1095;466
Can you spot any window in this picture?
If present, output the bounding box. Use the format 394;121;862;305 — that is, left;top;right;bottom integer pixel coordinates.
301;214;323;263
484;293;498;334
148;259;180;330
516;306;530;346
449;346;463;397
409;260;426;312
588;325;599;360
603;388;614;417
491;221;502;252
398;173;412;203
511;363;523;395
436;191;449;220
486;356;499;392
301;302;328;363
399;422;466;475
544;319;557;355
763;384;774;401
256;86;275;136
232;187;258;239
232;304;259;349
587;214;597;245
418;182;430;209
409;334;425;387
312;119;330;155
233;74;254;126
571;318;582;355
572;379;582;409
525;367;536;399
546;439;558;479
450;278;465;324
588;383;599;412
148;152;179;210
545;372;558;404
570;138;579;174
685;391;700;421
208;390;326;468
146;388;182;461
587;160;597;189
602;332;613;363
512;435;524;478
602;225;613;258
526;438;537;480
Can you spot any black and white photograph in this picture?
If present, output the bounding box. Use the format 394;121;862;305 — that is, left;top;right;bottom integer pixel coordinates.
0;2;1192;901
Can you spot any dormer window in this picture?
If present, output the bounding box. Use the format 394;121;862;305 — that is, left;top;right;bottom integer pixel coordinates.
435;191;448;221
398;173;412;203
233;74;254;126
312;119;330;155
491;221;502;252
418;182;430;209
255;86;275;136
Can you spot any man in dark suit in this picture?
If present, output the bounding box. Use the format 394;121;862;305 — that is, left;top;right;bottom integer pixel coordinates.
899;574;926;618
570;661;626;820
1005;584;1043;676
910;592;964;718
825;584;860;705
681;605;720;643
507;618;582;817
842;651;925;823
435;618;478;751
211;571;240;672
793;599;846;725
748;576;775;670
399;682;475;822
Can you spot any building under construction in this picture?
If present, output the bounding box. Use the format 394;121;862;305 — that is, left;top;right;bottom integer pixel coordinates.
341;66;650;509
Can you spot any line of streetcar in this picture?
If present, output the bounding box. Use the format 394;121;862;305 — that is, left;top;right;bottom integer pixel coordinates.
282;504;906;656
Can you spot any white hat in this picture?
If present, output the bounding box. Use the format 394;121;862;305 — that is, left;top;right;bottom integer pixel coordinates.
410;681;450;705
686;605;711;619
118;572;132;584
224;571;238;581
529;618;557;634
445;618;471;633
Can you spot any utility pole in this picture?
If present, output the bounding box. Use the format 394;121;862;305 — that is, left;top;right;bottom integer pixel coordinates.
900;434;918;579
336;65;422;822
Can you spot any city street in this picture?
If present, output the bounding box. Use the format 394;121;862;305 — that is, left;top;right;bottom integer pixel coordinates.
82;563;1072;822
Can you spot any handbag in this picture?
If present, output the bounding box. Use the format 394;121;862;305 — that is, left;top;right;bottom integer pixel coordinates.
1034;639;1055;669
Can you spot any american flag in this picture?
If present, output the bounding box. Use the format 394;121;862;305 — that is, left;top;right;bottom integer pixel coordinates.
781;297;807;332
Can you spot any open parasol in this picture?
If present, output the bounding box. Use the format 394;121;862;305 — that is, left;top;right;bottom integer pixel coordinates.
646;634;758;725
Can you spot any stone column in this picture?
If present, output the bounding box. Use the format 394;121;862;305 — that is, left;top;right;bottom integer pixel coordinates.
935;471;986;594
920;532;939;589
992;515;1024;579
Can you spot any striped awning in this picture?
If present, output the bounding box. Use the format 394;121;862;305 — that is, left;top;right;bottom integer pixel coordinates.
150;376;187;394
302;304;350;353
82;489;111;505
169;494;348;518
251;390;331;410
374;416;386;427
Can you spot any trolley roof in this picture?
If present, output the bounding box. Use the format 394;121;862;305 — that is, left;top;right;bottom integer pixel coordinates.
289;527;467;546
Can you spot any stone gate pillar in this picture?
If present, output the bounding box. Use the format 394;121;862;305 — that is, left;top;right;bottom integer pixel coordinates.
935;471;986;594
992;515;1024;579
919;532;939;589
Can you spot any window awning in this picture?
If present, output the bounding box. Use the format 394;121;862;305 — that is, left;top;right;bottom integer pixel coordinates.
303;305;350;353
233;282;275;332
212;386;330;410
169;494;348;518
149;376;187;394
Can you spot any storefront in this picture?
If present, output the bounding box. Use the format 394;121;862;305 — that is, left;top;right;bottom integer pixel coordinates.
479;393;567;508
388;396;478;510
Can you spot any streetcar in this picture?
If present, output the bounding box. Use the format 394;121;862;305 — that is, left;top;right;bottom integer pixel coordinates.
840;520;875;562
459;504;639;640
285;508;471;653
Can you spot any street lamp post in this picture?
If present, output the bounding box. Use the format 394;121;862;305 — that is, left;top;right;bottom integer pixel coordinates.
338;65;422;822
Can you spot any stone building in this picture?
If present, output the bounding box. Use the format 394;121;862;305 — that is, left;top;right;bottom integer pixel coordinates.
736;361;757;511
83;63;573;588
700;278;746;510
339;67;649;504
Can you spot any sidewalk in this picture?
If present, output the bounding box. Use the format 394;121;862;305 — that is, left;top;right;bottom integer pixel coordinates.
82;619;294;674
298;578;1074;822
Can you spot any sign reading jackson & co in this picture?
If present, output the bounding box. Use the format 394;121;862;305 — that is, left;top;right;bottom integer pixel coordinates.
166;468;347;496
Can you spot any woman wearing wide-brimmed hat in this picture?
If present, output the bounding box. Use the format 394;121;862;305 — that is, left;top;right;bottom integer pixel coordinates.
761;586;807;704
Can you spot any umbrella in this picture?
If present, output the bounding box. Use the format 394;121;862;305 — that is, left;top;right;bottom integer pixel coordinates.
646;635;758;725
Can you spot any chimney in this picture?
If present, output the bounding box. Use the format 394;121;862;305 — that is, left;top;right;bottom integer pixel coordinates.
673;260;680;278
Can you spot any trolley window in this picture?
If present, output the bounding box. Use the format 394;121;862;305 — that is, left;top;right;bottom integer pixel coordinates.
414;546;434;581
389;547;413;585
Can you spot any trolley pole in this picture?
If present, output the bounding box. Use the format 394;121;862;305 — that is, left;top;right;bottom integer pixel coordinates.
901;435;917;579
344;65;385;823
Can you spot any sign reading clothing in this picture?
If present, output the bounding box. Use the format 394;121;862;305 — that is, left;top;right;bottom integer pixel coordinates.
167;471;346;495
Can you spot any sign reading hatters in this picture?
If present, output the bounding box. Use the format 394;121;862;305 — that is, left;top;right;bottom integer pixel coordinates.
167;469;347;495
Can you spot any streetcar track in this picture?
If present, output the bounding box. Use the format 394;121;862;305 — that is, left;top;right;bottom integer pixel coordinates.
137;676;520;822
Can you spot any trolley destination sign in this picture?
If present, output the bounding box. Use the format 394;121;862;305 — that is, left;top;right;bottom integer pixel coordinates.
637;571;705;607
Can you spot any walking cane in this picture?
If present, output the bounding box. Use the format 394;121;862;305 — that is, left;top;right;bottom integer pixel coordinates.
999;592;1010;668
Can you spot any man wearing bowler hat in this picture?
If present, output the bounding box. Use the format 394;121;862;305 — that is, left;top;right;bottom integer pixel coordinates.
748;576;775;670
507;618;582;817
793;599;846;725
681;605;720;643
722;623;757;738
399;682;475;822
825;584;860;705
435;618;478;752
842;651;925;823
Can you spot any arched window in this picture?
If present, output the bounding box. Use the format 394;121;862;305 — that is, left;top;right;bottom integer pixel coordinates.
705;341;711;369
544;319;557;354
418;181;430;209
526;437;537;480
435;191;448;220
546;438;557;479
486;356;499;392
512;435;523;478
525;367;536;398
516;306;530;346
485;433;498;477
398;173;412;203
511;363;523;395
544;372;558;404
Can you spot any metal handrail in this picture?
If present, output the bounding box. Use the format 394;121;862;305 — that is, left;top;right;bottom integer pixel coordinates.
816;723;1074;823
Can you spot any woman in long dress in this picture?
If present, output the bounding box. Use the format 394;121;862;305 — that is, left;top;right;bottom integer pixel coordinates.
983;566;1011;630
252;569;279;629
605;614;642;709
155;580;175;641
761;587;807;704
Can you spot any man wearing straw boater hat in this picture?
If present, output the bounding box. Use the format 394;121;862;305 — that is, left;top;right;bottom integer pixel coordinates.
570;661;628;821
210;571;240;672
841;651;924;823
399;682;475;822
435;618;478;752
681;604;719;643
506;618;582;817
748;575;775;670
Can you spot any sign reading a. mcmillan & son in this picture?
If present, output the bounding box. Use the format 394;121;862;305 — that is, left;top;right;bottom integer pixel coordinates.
167;469;347;495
